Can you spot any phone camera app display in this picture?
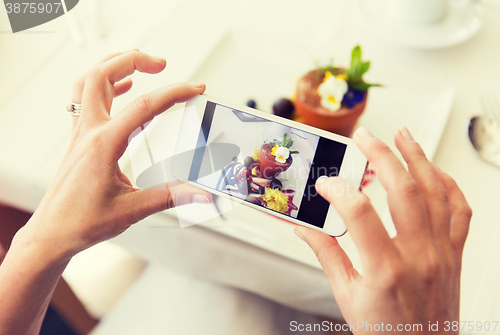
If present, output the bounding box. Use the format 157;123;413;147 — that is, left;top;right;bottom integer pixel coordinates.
189;102;347;228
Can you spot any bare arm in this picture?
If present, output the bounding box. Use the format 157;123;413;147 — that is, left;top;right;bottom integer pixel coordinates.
0;50;211;335
0;228;67;334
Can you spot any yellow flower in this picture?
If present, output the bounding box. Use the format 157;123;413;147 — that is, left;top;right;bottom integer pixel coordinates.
335;74;348;81
251;148;260;163
323;70;334;82
271;144;280;156
262;187;289;214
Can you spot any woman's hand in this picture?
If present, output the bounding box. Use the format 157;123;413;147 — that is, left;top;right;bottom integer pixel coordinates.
21;50;212;264
295;127;472;334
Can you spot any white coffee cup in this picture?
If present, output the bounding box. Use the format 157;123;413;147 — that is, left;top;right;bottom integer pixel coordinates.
389;0;449;24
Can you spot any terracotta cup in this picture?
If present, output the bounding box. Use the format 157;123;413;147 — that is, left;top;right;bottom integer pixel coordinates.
259;143;292;179
294;70;368;137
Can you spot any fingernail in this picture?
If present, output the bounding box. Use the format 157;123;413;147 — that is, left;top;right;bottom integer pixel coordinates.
399;126;414;141
294;230;307;242
152;56;166;63
191;194;210;204
355;127;373;138
190;82;205;89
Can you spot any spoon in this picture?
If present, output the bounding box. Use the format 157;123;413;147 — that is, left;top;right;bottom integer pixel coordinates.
468;116;500;167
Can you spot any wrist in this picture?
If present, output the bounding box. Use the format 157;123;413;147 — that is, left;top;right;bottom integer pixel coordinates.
8;225;71;272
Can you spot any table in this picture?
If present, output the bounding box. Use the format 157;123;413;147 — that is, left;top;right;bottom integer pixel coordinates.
1;0;499;327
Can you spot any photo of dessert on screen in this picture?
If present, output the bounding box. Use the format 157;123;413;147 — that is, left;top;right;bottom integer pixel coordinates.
195;104;319;218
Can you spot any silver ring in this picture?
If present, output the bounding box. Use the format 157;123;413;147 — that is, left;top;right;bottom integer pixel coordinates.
66;102;82;116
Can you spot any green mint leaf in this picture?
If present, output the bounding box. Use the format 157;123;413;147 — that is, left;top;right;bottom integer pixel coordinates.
350;81;382;91
361;61;370;76
351;46;361;66
347;46;375;87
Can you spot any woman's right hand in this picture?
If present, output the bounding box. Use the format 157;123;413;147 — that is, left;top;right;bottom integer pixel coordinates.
296;127;472;334
19;50;212;265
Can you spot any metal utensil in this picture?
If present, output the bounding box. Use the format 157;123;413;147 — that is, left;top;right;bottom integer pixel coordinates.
468;94;500;166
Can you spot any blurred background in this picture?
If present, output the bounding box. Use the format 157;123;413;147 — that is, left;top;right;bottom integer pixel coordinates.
1;0;500;334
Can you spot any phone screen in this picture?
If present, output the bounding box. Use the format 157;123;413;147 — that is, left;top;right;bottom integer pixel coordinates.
187;101;346;228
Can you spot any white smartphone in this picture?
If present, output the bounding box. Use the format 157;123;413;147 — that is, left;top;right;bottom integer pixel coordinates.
172;94;368;236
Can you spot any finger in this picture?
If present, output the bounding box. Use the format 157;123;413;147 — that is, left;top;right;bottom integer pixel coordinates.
432;163;472;256
71;51;125;105
315;176;397;272
353;127;431;247
395;127;451;245
108;82;206;159
114;78;133;97
71;51;129;131
295;225;358;292
81;51;166;124
125;183;213;221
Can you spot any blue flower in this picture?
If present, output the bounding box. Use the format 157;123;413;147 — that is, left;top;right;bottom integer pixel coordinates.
343;88;366;108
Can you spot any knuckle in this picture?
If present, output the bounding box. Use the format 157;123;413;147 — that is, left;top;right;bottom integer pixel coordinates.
396;178;421;199
86;66;105;82
314;244;336;270
165;192;175;210
72;76;85;94
372;141;393;157
458;205;473;220
378;263;405;291
408;142;427;160
432;186;449;205
85;131;106;150
422;256;441;279
134;94;153;112
168;83;183;103
346;196;372;220
149;193;172;215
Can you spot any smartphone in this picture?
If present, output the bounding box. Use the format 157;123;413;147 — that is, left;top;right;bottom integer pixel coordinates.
172;94;368;236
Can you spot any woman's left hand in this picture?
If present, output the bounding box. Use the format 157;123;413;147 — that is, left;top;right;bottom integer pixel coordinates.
22;50;212;263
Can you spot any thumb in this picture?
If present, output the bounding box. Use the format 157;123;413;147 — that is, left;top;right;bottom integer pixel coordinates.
169;183;213;207
126;183;212;220
294;225;357;288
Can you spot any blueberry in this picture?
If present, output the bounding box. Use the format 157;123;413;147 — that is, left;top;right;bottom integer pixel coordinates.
247;99;257;109
258;186;265;194
273;98;294;119
270;179;282;191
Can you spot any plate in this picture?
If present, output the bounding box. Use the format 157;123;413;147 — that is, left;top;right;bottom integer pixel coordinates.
359;0;484;49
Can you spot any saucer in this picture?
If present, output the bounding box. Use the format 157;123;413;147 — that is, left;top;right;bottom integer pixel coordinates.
359;0;484;49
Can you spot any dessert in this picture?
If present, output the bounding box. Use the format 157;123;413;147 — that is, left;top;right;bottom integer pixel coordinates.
295;45;380;137
216;133;299;215
259;133;298;179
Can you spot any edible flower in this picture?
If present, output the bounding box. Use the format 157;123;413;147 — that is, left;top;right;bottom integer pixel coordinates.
323;70;334;82
343;88;366;109
317;75;348;112
274;146;290;163
251;148;260;162
271;144;279;156
262;187;289;214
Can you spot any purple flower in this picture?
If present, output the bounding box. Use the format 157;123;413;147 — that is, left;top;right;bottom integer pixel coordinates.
343;88;366;108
